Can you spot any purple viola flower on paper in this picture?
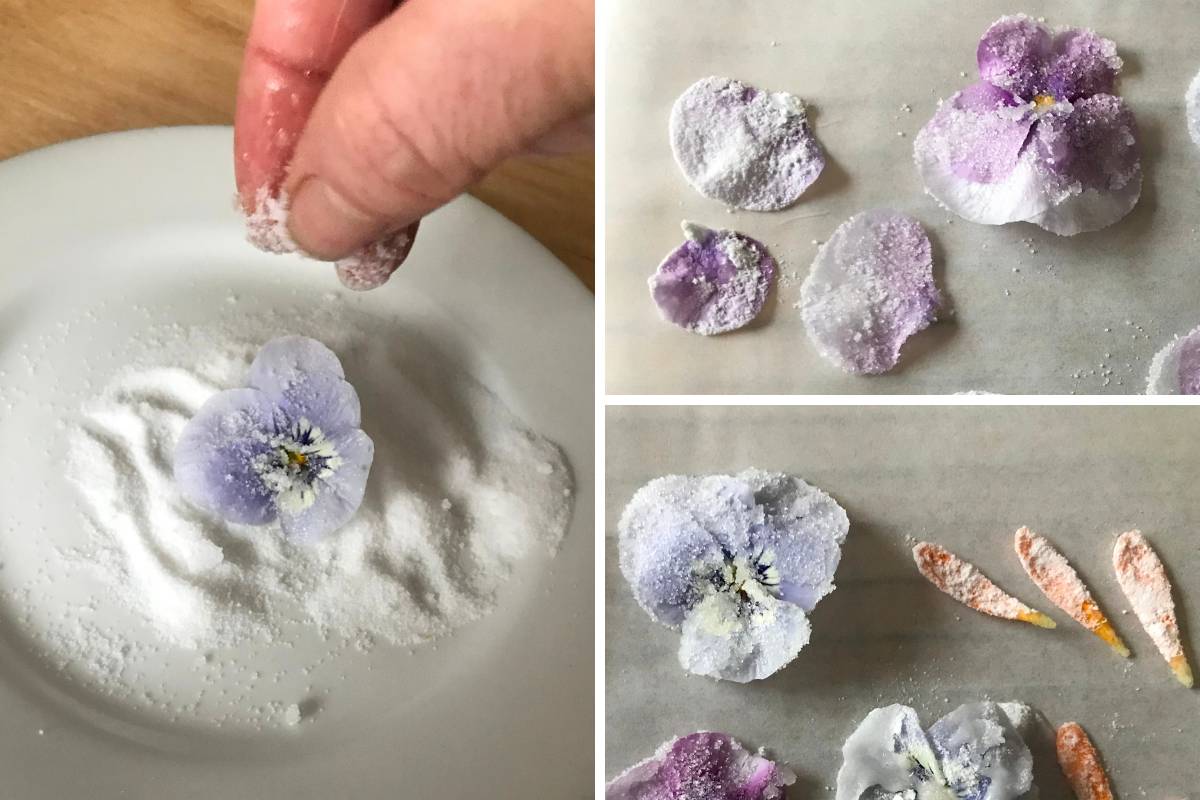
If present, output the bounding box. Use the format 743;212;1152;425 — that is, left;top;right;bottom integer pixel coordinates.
650;222;777;336
1146;324;1200;395
914;15;1141;236
618;469;849;683
607;731;795;800
174;336;374;542
836;702;1039;800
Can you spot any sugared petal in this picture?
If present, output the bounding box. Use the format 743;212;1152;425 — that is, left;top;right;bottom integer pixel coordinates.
278;428;375;543
607;732;795;800
272;370;363;436
1056;722;1115;800
800;210;941;375
248;335;346;395
835;704;947;799
650;222;776;335
174;388;280;525
927;702;1036;799
1187;67;1200;148
913;541;1056;628
1146;324;1200;395
977;15;1053;99
669;76;824;211
679;591;811;683
1027;93;1141;235
1113;531;1194;687
1046;28;1122;101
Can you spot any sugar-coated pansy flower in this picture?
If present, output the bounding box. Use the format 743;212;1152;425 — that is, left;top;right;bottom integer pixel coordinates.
1188;68;1200;149
618;469;849;682
607;731;795;800
650;222;777;335
175;336;374;542
836;702;1038;800
1146;324;1200;395
670;76;825;211
914;15;1141;236
800;210;941;374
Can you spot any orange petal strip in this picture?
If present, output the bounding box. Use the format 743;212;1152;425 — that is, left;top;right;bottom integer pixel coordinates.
1014;527;1130;657
912;541;1055;628
1113;530;1194;687
1056;722;1114;800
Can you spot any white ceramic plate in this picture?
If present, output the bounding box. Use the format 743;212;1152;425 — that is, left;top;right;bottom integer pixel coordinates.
0;127;593;798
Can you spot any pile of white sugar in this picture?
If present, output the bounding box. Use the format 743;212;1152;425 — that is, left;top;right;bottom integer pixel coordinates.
2;300;572;729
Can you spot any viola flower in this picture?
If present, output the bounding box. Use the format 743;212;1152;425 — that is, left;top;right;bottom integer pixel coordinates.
174;336;374;542
836;702;1038;800
914;15;1141;236
606;731;795;800
650;222;777;335
618;469;849;683
1146;324;1200;394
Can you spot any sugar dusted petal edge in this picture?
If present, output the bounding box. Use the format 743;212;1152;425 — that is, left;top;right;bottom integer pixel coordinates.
607;731;795;800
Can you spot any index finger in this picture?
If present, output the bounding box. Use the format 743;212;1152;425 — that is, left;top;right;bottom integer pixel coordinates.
234;0;394;212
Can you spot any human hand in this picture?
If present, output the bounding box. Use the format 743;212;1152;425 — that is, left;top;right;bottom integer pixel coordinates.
233;0;594;289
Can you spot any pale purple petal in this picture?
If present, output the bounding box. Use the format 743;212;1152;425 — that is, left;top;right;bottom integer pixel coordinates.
836;705;944;798
927;702;1035;798
1147;325;1200;395
1188;68;1200;148
248;335;346;398
277;428;375;542
800;210;941;375
607;732;794;800
273;370;362;435
1046;28;1122;101
650;223;776;336
679;592;811;682
743;471;849;612
174;388;279;525
977;15;1052;99
669;76;824;211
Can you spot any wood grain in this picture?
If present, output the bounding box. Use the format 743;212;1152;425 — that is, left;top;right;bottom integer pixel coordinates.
0;0;594;289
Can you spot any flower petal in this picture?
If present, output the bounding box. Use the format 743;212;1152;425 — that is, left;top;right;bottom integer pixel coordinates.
1188;68;1200;149
173;388;279;524
800;210;941;375
977;14;1053;98
740;469;849;612
274;370;363;434
835;704;947;799
669;76;825;211
278;428;374;542
618;475;756;627
1146;325;1200;395
927;702;1035;799
1046;28;1122;101
247;335;346;398
649;223;777;336
678;591;811;682
606;732;794;800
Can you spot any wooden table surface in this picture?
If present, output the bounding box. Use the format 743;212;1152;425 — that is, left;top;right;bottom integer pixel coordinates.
0;0;595;289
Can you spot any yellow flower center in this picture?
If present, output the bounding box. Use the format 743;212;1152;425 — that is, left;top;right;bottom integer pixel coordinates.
287;450;308;467
1033;93;1056;108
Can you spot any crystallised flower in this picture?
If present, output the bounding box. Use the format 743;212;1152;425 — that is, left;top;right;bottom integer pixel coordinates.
914;15;1141;236
800;210;941;374
650;222;778;335
174;336;374;542
836;702;1037;800
1145;324;1200;395
606;731;795;800
669;76;825;211
618;469;848;682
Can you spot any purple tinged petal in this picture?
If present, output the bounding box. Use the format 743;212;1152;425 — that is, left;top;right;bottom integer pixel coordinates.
277;428;375;542
607;733;794;800
650;223;776;336
800;210;941;375
248;335;346;400
670;76;825;211
977;14;1052;99
1188;68;1200;148
274;370;362;435
1180;334;1200;395
1046;28;1122;100
1147;326;1200;395
927;702;1035;797
174;388;279;525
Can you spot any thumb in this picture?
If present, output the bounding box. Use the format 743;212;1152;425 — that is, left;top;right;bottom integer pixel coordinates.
282;0;594;260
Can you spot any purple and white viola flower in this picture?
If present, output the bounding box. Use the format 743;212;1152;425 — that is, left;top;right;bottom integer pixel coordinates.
914;15;1141;236
618;469;849;683
650;222;777;336
607;731;795;800
1146;324;1200;395
174;336;374;542
836;702;1039;800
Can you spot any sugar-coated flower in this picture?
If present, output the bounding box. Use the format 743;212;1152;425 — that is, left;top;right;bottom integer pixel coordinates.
174;336;374;542
607;731;795;800
650;222;777;335
670;76;825;211
1146;324;1200;395
914;15;1141;236
836;702;1038;800
1187;67;1200;149
800;210;941;374
618;469;848;682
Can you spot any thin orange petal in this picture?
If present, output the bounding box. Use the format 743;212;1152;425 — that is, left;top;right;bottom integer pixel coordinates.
913;541;1055;628
1056;722;1114;800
